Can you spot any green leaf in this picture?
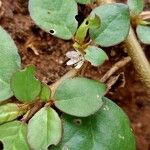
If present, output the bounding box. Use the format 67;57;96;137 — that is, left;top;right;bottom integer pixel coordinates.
40;84;51;102
127;0;144;16
54;77;106;117
90;3;130;47
11;66;41;103
0;121;30;150
136;25;150;44
51;97;136;150
0;103;26;124
75;0;96;4
27;107;62;150
0;27;21;101
85;46;108;66
74;15;100;45
29;0;78;40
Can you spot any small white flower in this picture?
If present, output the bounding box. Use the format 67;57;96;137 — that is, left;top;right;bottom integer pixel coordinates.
66;50;84;69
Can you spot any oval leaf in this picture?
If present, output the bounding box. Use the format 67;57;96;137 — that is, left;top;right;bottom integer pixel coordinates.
54;77;107;117
0;27;21;101
127;0;144;16
29;0;78;40
27;107;62;150
85;46;108;66
11;66;41;103
90;3;130;47
75;0;96;4
40;84;51;102
136;25;150;44
0;103;26;124
0;121;30;150
51;97;136;150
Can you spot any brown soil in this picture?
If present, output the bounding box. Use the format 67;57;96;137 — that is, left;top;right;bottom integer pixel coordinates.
0;0;150;150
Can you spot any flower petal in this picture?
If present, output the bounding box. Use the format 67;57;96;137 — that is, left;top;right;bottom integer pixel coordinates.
67;58;79;65
66;51;80;59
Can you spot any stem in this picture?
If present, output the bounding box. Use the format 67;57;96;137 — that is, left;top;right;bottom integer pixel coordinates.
17;103;33;112
50;69;78;97
80;61;89;76
101;56;131;82
124;27;150;89
21;101;43;123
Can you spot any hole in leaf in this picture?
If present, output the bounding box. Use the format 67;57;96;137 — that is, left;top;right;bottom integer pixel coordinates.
49;29;56;35
0;141;3;149
47;11;51;14
73;119;82;125
85;20;89;25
